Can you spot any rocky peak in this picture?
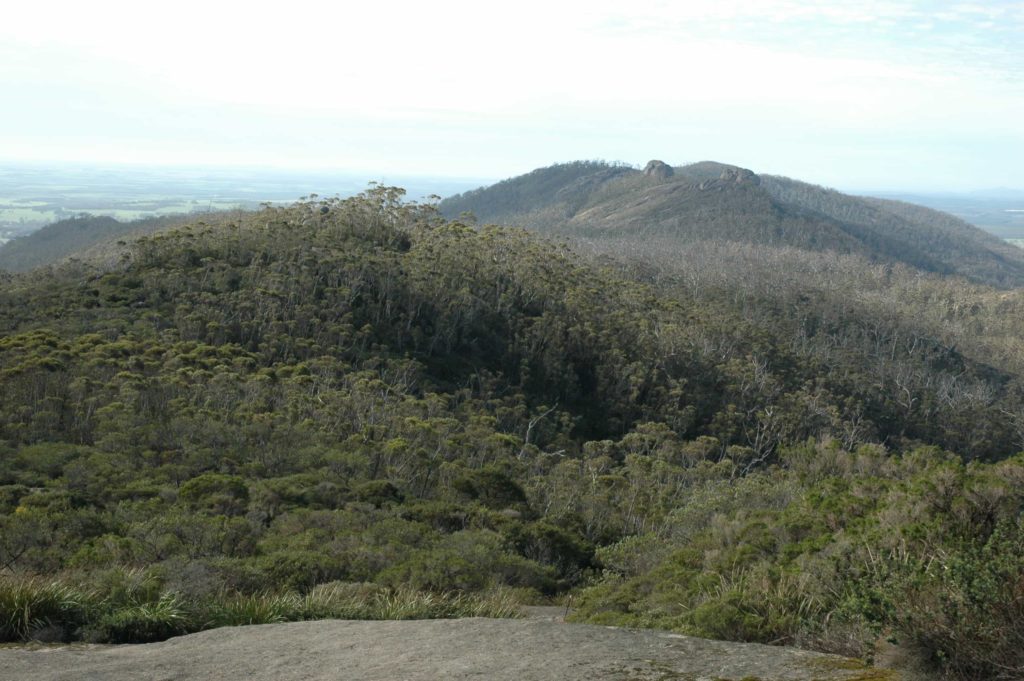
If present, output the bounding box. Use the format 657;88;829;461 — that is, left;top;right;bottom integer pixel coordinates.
720;167;760;185
643;160;675;180
698;167;761;190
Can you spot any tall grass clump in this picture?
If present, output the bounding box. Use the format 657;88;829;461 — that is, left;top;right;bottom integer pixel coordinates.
203;591;304;627
73;567;194;643
0;577;91;642
85;592;190;643
301;583;521;621
687;568;828;644
0;573;521;644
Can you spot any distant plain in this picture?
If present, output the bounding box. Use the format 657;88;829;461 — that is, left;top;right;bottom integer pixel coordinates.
873;190;1024;242
0;163;489;244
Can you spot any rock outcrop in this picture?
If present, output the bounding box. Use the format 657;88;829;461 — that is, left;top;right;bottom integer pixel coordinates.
699;167;761;190
0;618;900;681
643;160;674;180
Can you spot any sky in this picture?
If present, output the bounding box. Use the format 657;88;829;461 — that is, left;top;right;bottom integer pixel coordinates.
1;0;1023;192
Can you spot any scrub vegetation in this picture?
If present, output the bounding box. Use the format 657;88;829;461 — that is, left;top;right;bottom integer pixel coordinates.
0;184;1021;679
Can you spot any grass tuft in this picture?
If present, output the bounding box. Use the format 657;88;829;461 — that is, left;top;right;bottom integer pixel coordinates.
0;577;90;642
0;575;519;644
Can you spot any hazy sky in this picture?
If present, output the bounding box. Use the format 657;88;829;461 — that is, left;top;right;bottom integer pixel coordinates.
2;0;1023;191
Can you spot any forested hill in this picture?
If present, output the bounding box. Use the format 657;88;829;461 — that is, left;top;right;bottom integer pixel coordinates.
3;188;1021;461
439;160;1024;288
1;189;1022;679
0;214;194;273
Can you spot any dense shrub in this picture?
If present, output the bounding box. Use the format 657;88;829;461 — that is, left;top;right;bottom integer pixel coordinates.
887;519;1024;680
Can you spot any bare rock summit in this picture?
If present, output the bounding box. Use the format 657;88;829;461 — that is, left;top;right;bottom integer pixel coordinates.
0;618;901;681
643;160;674;179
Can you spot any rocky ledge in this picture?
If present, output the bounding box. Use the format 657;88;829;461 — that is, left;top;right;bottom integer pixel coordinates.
0;618;899;681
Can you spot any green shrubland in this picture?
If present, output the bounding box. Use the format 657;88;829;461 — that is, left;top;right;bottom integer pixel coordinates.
0;188;1021;678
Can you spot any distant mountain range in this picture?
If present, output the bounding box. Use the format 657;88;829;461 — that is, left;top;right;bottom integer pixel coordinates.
4;160;1024;288
440;160;1024;288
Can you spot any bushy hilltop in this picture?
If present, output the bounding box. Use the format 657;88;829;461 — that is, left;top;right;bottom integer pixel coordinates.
0;214;195;273
440;160;1024;288
0;189;1022;679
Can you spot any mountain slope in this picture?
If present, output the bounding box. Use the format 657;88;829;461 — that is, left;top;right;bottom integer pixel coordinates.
0;213;193;272
440;161;1024;288
1;189;1022;679
1;191;1018;459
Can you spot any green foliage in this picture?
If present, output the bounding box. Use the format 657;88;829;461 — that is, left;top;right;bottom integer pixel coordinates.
506;521;595;581
351;480;404;507
0;186;1021;678
202;591;301;626
379;530;555;594
571;449;1024;679
255;550;347;593
885;518;1024;680
85;593;189;643
179;473;250;515
0;577;89;642
453;466;527;509
0;571;519;644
